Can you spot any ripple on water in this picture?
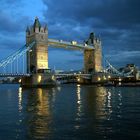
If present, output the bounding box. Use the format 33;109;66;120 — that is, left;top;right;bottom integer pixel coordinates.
0;84;140;139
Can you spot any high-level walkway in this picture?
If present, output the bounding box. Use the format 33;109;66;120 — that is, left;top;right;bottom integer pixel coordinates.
48;39;94;50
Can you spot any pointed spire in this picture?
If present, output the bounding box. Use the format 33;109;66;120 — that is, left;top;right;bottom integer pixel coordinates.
90;32;95;39
33;17;41;29
26;26;30;32
44;24;48;32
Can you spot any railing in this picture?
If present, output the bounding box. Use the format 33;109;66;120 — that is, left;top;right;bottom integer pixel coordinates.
0;73;30;77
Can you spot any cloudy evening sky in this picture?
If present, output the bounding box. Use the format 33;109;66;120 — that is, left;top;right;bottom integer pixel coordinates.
0;0;140;70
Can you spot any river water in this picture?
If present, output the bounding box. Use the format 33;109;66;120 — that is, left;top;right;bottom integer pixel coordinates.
0;84;140;140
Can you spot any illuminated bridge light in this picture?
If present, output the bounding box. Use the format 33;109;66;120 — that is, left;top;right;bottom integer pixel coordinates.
119;78;122;82
19;79;22;83
38;75;42;83
98;77;101;81
77;78;80;82
103;76;106;80
108;75;111;79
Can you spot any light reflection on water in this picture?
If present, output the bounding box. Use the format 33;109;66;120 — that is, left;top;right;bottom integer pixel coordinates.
18;87;22;112
76;84;82;116
75;84;82;129
0;84;140;139
26;88;52;139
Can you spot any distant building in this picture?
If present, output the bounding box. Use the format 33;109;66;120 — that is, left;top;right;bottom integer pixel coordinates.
54;70;64;74
119;64;139;80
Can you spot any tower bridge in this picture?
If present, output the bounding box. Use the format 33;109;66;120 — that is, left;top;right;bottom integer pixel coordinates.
26;17;102;75
20;17;102;87
0;17;137;86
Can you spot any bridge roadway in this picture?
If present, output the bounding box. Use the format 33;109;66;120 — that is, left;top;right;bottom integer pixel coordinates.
0;73;31;77
0;73;92;79
48;39;94;50
55;73;92;80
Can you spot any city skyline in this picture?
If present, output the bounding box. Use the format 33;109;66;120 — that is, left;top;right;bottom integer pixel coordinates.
0;0;140;70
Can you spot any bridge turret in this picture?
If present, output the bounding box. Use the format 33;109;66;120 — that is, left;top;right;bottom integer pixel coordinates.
33;17;41;32
44;25;48;33
86;32;101;47
26;26;30;36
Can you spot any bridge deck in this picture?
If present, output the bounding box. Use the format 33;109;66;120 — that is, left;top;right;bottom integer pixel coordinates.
0;73;30;77
55;73;91;76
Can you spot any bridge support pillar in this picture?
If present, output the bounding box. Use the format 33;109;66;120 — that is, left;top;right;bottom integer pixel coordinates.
84;49;95;73
84;32;102;74
84;49;102;73
21;73;56;87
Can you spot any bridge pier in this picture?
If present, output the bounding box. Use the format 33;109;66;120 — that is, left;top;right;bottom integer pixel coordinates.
21;73;56;87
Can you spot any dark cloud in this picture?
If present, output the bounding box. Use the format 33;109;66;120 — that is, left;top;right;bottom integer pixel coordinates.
0;10;30;34
0;11;21;33
0;0;38;51
106;50;140;68
0;0;24;11
43;0;140;28
0;12;31;57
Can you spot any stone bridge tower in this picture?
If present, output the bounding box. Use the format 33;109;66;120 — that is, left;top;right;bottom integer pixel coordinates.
84;33;102;73
26;17;48;73
22;17;55;87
